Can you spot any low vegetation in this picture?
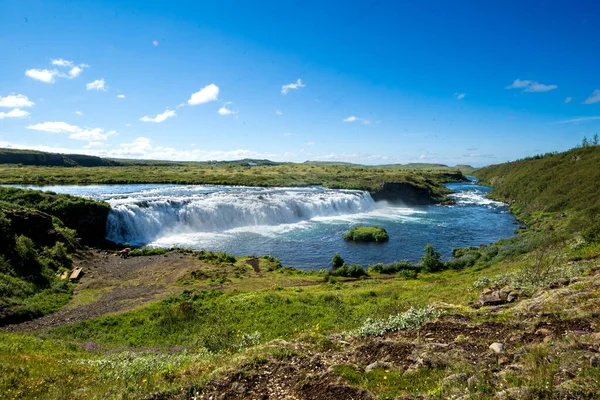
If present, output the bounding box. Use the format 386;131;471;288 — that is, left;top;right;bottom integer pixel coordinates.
1;144;600;398
0;159;467;204
343;226;389;242
0;187;110;244
0;207;76;324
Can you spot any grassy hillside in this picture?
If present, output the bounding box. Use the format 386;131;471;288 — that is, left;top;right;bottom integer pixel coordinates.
0;206;77;324
0;148;118;167
1;146;599;399
474;146;600;231
0;187;110;244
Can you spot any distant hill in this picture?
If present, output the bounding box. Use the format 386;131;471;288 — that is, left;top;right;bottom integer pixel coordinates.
0;148;119;167
474;146;600;220
0;147;474;172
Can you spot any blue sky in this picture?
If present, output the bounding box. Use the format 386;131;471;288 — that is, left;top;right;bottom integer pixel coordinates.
1;0;600;166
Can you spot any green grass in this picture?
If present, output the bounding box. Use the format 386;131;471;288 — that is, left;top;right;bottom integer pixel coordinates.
344;226;389;242
474;145;600;229
0;163;465;202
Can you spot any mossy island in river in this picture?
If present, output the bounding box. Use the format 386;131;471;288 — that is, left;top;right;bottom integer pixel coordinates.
344;226;389;243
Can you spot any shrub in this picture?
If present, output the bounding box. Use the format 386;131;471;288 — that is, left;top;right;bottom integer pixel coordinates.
332;253;345;269
331;264;368;278
421;243;445;272
395;269;418;280
344;226;389;243
368;260;419;274
349;306;442;336
583;219;600;243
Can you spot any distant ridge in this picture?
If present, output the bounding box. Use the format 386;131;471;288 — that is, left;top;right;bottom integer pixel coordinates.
0;147;474;171
0;148;118;167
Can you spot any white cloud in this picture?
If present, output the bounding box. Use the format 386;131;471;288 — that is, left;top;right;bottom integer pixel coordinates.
86;78;106;91
306;141;315;146
217;102;236;116
125;123;132;127
583;90;600;105
153;40;159;47
69;129;117;141
343;116;371;124
275;109;283;115
505;79;557;92
281;79;305;95
557;116;600;124
454;92;466;100
140;109;176;123
75;111;83;116
84;141;104;148
0;108;30;119
284;132;293;137
188;84;219;105
25;69;59;83
117;94;126;99
27;121;116;141
69;66;83;78
27;121;80;133
564;97;573;104
0;94;35;108
51;58;74;67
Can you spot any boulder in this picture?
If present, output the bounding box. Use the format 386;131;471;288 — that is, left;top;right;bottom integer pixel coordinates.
489;342;504;354
479;290;504;306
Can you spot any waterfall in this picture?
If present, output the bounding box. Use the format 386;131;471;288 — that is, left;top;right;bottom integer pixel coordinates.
105;186;375;244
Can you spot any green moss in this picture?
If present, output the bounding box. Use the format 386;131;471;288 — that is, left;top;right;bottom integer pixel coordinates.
344;226;389;243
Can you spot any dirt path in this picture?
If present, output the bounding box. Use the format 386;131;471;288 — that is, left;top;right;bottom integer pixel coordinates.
1;250;213;332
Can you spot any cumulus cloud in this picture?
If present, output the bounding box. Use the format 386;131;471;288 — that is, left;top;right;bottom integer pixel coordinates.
86;79;107;91
217;102;236;116
275;109;283;115
454;92;466;100
51;58;74;67
0;94;35;108
25;69;59;83
0;108;30;119
343;116;370;124
583;90;600;104
140;109;176;123
188;84;219;105
505;79;557;92
69;66;83;78
27;121;116;141
69;129;117;141
117;94;126;99
564;97;573;104
75;111;83;115
27;121;81;133
281;79;305;95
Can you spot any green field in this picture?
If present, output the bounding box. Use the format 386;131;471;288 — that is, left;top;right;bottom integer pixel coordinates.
1;146;600;399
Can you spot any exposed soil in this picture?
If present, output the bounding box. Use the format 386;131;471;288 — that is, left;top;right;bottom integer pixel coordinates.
1;250;213;332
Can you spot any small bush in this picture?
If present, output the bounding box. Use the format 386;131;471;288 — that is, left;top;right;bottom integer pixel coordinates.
583;219;600;243
349;306;442;336
332;253;344;269
344;226;389;243
421;243;445;272
331;264;368;278
368;260;419;274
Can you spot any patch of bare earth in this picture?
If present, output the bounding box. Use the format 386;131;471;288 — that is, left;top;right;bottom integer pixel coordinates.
1;250;212;332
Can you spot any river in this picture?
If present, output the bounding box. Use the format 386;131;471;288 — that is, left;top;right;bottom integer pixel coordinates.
9;180;518;270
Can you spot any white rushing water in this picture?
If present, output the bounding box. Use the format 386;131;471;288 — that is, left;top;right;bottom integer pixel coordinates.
105;186;376;244
3;182;518;268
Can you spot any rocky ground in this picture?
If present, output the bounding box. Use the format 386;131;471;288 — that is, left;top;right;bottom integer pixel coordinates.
154;266;600;399
1;250;217;332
